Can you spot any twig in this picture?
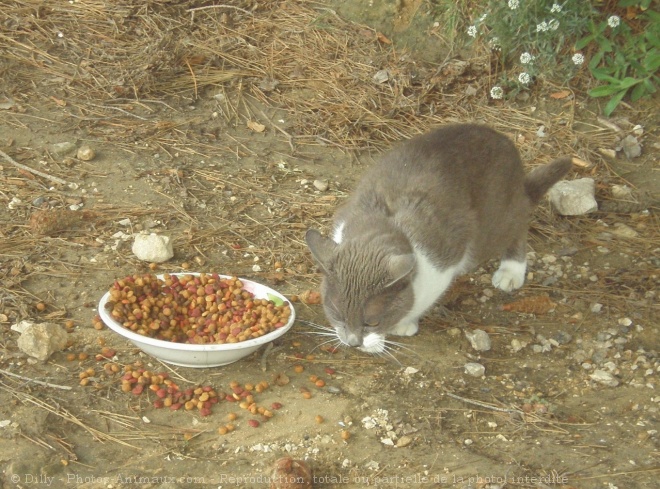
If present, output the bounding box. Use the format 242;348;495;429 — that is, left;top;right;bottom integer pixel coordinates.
444;391;521;414
0;368;72;390
0;149;77;189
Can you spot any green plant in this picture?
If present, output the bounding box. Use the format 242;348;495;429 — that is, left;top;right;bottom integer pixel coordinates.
576;2;659;116
466;1;593;97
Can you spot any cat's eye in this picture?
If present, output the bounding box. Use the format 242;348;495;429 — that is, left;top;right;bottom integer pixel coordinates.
364;320;379;328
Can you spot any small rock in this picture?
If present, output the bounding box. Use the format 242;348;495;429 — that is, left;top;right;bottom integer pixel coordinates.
16;322;68;361
464;362;486;377
465;329;491;352
591;303;603;313
611;184;633;199
51;141;77;155
373;69;390;84
396;435;413;448
510;338;526;352
620;134;642;159
598;148;617;159
548;178;598;216
617;317;633;327
552;331;572;345
76;145;96;161
132;233;174;263
313;179;329;192
611;223;638;238
590;369;620;387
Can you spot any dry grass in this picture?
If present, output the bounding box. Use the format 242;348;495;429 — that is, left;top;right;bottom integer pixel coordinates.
0;0;657;315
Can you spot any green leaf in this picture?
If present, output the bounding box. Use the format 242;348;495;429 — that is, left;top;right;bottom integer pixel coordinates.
603;89;628;117
589;84;621;97
617;77;642;90
267;293;284;306
591;68;620;83
630;83;647;102
575;35;594;50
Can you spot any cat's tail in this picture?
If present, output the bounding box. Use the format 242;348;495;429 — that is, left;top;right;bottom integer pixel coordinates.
524;157;573;204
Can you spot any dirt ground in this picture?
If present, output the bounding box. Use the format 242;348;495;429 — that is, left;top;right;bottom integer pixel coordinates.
0;1;658;488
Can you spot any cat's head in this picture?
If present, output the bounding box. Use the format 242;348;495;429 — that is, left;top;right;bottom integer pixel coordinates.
305;229;415;353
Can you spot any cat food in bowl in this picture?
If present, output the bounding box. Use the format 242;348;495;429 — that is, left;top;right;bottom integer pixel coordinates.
98;273;295;367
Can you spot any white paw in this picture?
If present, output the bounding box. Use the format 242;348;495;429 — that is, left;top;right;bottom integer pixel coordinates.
492;259;526;292
391;321;418;336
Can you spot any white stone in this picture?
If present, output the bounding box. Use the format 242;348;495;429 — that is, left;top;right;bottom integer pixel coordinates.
464;362;486;377
132;233;174;263
313;179;329;192
611;223;638;238
17;322;68;361
590;369;620;387
548;178;598;215
465;329;491;351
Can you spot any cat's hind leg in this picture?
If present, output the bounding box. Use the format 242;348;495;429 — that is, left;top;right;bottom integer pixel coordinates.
492;236;527;292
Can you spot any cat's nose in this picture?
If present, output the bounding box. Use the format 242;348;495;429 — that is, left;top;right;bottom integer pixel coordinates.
344;332;362;347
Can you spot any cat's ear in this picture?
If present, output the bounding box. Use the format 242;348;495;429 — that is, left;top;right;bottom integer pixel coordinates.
385;254;415;287
305;229;336;274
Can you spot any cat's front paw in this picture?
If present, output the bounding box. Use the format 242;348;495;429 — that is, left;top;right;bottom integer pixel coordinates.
391;321;418;336
492;259;526;292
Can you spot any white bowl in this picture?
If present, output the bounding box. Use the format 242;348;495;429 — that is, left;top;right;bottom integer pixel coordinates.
98;274;295;367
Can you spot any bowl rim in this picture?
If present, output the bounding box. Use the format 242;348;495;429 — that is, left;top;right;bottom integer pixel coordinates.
98;273;295;352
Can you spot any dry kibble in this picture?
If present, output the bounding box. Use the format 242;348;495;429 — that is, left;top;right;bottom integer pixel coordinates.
78;352;88;361
66;353;76;362
104;274;291;345
315;415;324;424
248;419;260;428
309;374;318;382
341;430;351;441
315;379;325;388
35;302;47;311
302;391;312;400
65;320;75;329
218;426;228;435
294;364;304;374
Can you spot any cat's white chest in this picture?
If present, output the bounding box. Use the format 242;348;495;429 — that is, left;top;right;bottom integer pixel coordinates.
400;247;470;328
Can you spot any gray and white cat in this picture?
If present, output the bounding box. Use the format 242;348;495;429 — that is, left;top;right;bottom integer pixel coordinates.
305;124;572;353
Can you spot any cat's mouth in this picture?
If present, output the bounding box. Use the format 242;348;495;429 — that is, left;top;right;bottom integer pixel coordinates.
357;333;386;354
340;331;385;354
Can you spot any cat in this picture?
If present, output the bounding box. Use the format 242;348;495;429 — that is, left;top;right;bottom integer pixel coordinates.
305;123;572;354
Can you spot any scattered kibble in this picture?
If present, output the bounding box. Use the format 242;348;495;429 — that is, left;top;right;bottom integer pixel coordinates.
315;415;324;424
315;379;326;388
341;430;351;441
248;419;260;428
294;364;305;373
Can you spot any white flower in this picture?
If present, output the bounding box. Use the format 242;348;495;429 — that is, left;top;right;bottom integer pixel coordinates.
572;53;585;65
550;3;562;13
467;25;478;38
536;21;549;32
549;19;560;30
490;86;504;99
488;37;501;51
518;72;531;85
520;52;535;64
508;0;519;9
607;15;621;28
